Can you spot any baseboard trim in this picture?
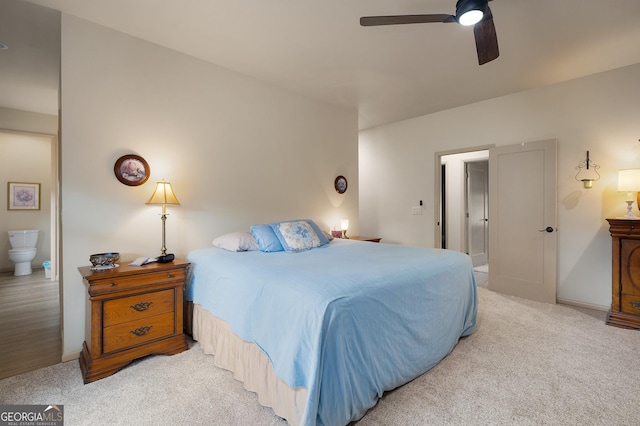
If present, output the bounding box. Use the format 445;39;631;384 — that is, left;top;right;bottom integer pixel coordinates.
62;349;81;362
557;297;609;312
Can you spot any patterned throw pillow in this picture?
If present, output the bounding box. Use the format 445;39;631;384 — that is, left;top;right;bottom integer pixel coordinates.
275;221;322;252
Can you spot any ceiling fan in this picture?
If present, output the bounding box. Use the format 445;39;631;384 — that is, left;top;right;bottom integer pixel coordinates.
360;0;499;65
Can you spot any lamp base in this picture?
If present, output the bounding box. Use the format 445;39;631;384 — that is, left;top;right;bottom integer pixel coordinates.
156;253;175;263
623;201;638;219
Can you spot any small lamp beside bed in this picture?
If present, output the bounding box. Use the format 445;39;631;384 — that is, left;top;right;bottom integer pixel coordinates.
146;179;180;262
340;219;349;239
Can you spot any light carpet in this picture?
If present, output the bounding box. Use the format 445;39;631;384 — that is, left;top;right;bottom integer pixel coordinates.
1;287;639;425
473;264;489;274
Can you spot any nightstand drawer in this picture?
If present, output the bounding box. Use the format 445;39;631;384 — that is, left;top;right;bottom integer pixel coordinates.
103;289;175;327
89;269;186;296
621;295;640;315
103;312;175;353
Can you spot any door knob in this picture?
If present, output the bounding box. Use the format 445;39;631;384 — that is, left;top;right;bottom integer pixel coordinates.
538;226;555;233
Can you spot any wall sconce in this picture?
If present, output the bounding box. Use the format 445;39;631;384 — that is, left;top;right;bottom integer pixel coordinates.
340;219;349;239
146;179;181;258
617;169;640;219
574;151;600;189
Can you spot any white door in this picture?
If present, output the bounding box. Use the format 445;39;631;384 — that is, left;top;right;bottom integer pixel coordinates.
466;161;489;267
488;139;557;304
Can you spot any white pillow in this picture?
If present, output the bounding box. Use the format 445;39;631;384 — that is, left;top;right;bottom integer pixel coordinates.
212;231;259;252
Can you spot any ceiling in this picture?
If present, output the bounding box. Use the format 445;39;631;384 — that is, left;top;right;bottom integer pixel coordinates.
0;0;60;116
5;0;640;129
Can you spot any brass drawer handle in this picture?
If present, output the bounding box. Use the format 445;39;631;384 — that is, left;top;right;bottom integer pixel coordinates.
130;302;153;312
130;326;152;336
631;301;640;309
167;274;173;278
110;282;116;287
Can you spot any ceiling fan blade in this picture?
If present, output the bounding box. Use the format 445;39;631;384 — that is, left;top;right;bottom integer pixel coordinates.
473;15;499;65
360;14;455;27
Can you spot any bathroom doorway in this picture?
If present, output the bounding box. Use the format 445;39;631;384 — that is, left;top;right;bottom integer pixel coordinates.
0;130;61;379
0;130;58;278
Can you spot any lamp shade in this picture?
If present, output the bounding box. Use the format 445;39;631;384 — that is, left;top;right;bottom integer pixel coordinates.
146;180;180;205
617;169;640;192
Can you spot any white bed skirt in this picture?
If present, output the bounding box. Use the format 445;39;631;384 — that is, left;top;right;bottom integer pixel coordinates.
192;303;308;425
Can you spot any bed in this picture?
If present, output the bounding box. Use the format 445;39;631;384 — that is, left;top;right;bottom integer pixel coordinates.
185;224;477;426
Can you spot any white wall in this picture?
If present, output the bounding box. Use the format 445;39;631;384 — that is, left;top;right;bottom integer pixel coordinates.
360;62;640;310
60;15;358;358
0;107;58;135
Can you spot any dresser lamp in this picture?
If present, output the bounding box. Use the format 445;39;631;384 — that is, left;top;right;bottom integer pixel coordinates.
146;179;180;259
617;169;640;219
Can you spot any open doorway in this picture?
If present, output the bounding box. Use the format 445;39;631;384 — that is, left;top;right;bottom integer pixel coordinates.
434;146;491;271
435;141;558;300
0;129;61;379
0;130;58;276
465;160;489;268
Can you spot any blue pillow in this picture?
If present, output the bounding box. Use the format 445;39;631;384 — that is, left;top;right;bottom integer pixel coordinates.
270;219;329;252
250;224;284;252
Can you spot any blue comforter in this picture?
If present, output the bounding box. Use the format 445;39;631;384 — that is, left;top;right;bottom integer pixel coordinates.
186;239;477;425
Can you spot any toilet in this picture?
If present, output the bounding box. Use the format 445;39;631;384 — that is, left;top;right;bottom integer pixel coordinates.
8;230;39;276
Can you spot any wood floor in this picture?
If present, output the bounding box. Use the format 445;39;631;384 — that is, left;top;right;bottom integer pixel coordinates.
0;269;62;380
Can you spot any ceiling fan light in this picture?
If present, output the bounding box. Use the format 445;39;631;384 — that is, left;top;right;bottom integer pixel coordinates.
456;0;487;26
458;10;484;26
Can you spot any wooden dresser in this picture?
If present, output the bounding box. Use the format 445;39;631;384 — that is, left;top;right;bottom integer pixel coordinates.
606;219;640;329
78;260;189;383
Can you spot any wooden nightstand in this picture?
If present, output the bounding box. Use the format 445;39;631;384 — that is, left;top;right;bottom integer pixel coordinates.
349;236;382;243
78;260;189;383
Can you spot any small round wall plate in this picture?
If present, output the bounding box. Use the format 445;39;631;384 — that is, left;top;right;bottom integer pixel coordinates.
334;175;348;194
114;154;150;186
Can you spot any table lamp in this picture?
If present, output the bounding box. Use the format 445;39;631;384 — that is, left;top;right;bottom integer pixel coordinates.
146;179;180;259
341;219;349;239
617;169;640;218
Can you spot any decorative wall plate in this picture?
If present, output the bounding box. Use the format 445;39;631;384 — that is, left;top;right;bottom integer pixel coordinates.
114;154;150;186
335;175;348;194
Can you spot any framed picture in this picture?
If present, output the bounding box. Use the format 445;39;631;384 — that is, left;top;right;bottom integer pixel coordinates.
334;175;348;194
8;182;40;210
114;154;150;186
